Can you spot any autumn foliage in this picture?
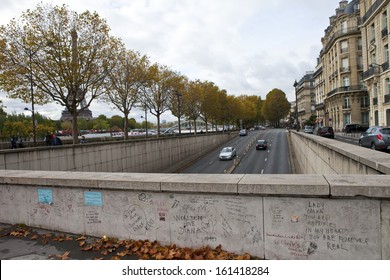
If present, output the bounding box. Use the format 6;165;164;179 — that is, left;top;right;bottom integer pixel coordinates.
1;224;256;260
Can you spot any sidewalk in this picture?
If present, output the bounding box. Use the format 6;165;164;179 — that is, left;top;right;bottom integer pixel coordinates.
0;223;138;260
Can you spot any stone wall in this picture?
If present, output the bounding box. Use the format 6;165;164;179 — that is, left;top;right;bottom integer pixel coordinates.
289;131;390;174
0;133;234;173
1;170;389;260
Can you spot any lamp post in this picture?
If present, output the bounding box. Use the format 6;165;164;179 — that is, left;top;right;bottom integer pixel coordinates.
141;105;148;137
24;107;36;146
25;50;37;146
175;92;182;135
293;80;300;131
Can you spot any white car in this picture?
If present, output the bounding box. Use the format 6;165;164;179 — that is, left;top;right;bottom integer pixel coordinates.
219;147;236;160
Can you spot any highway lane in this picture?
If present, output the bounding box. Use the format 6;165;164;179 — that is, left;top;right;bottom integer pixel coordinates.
233;129;291;174
181;130;262;173
180;128;291;174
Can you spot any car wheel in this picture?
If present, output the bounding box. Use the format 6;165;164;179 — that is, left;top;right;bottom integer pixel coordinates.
371;143;376;150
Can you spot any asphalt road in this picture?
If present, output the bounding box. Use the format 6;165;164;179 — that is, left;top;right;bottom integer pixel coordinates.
181;128;291;174
233;128;290;174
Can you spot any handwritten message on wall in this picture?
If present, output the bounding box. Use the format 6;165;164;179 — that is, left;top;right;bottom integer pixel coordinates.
264;197;381;259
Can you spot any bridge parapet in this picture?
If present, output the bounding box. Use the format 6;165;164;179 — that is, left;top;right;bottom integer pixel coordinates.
1;170;389;259
289;130;390;174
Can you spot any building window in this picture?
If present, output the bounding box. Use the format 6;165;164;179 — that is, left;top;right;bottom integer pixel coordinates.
385;78;390;95
361;95;369;107
361;112;369;125
385;45;389;63
371;23;376;43
382;11;388;37
357;55;363;70
373;83;378;105
341;20;347;33
344;113;351;125
341;57;349;72
358;38;362;50
344;97;351;108
343;76;350;87
340;40;348;53
375;110;379;126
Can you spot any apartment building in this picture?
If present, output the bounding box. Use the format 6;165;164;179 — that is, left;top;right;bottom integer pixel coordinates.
319;0;369;131
360;0;390;126
295;72;315;127
313;58;325;127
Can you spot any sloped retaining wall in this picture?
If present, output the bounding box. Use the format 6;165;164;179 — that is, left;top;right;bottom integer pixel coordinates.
0;133;234;173
1;170;389;260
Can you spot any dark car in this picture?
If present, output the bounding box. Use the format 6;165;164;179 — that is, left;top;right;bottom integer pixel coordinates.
255;140;268;150
317;126;334;138
359;126;390;151
343;124;369;133
239;129;247;136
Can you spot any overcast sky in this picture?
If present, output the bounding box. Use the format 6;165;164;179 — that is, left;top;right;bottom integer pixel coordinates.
0;0;342;123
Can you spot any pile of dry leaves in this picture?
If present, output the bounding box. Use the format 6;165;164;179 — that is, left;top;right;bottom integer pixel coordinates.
1;224;258;260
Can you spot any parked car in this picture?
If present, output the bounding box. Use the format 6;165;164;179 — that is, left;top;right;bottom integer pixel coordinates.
219;147;236;160
239;129;247;136
255;140;268;150
304;125;314;134
317;126;335;138
359;126;390;151
343;124;369;133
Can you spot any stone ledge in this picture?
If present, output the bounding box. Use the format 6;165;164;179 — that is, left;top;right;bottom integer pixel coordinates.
325;174;390;198
161;174;243;193
238;174;329;196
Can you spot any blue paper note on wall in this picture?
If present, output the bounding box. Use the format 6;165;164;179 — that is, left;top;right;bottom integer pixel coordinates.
38;189;53;204
84;191;103;207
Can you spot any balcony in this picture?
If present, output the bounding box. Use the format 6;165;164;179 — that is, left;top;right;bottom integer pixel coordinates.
340;66;350;73
342;105;351;110
326;85;366;98
362;65;381;80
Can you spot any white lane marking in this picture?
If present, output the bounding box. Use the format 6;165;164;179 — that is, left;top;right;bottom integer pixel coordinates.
261;169;264;174
265;158;267;162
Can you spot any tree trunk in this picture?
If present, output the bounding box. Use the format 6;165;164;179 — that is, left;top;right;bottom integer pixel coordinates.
157;114;161;138
124;115;129;140
72;113;79;144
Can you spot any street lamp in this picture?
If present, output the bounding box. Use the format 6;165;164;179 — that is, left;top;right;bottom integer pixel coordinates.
293;80;300;131
24;107;36;146
175;92;182;135
141;105;148;137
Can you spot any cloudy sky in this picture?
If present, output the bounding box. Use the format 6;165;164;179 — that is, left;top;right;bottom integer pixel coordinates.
1;0;342;123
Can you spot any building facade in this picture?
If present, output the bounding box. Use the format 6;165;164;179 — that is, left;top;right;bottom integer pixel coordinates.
319;0;368;131
295;72;315;127
314;58;325;127
360;0;390;126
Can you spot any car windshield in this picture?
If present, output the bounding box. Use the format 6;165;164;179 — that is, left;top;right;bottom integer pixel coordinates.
221;148;232;153
257;140;265;144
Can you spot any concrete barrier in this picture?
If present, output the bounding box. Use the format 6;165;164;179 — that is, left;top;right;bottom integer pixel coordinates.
1;170;389;259
289;130;390;174
0;133;235;173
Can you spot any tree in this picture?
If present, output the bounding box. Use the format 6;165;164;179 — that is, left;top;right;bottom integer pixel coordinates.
183;80;202;133
0;3;120;144
141;63;179;137
262;88;290;127
198;80;220;133
103;48;150;140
